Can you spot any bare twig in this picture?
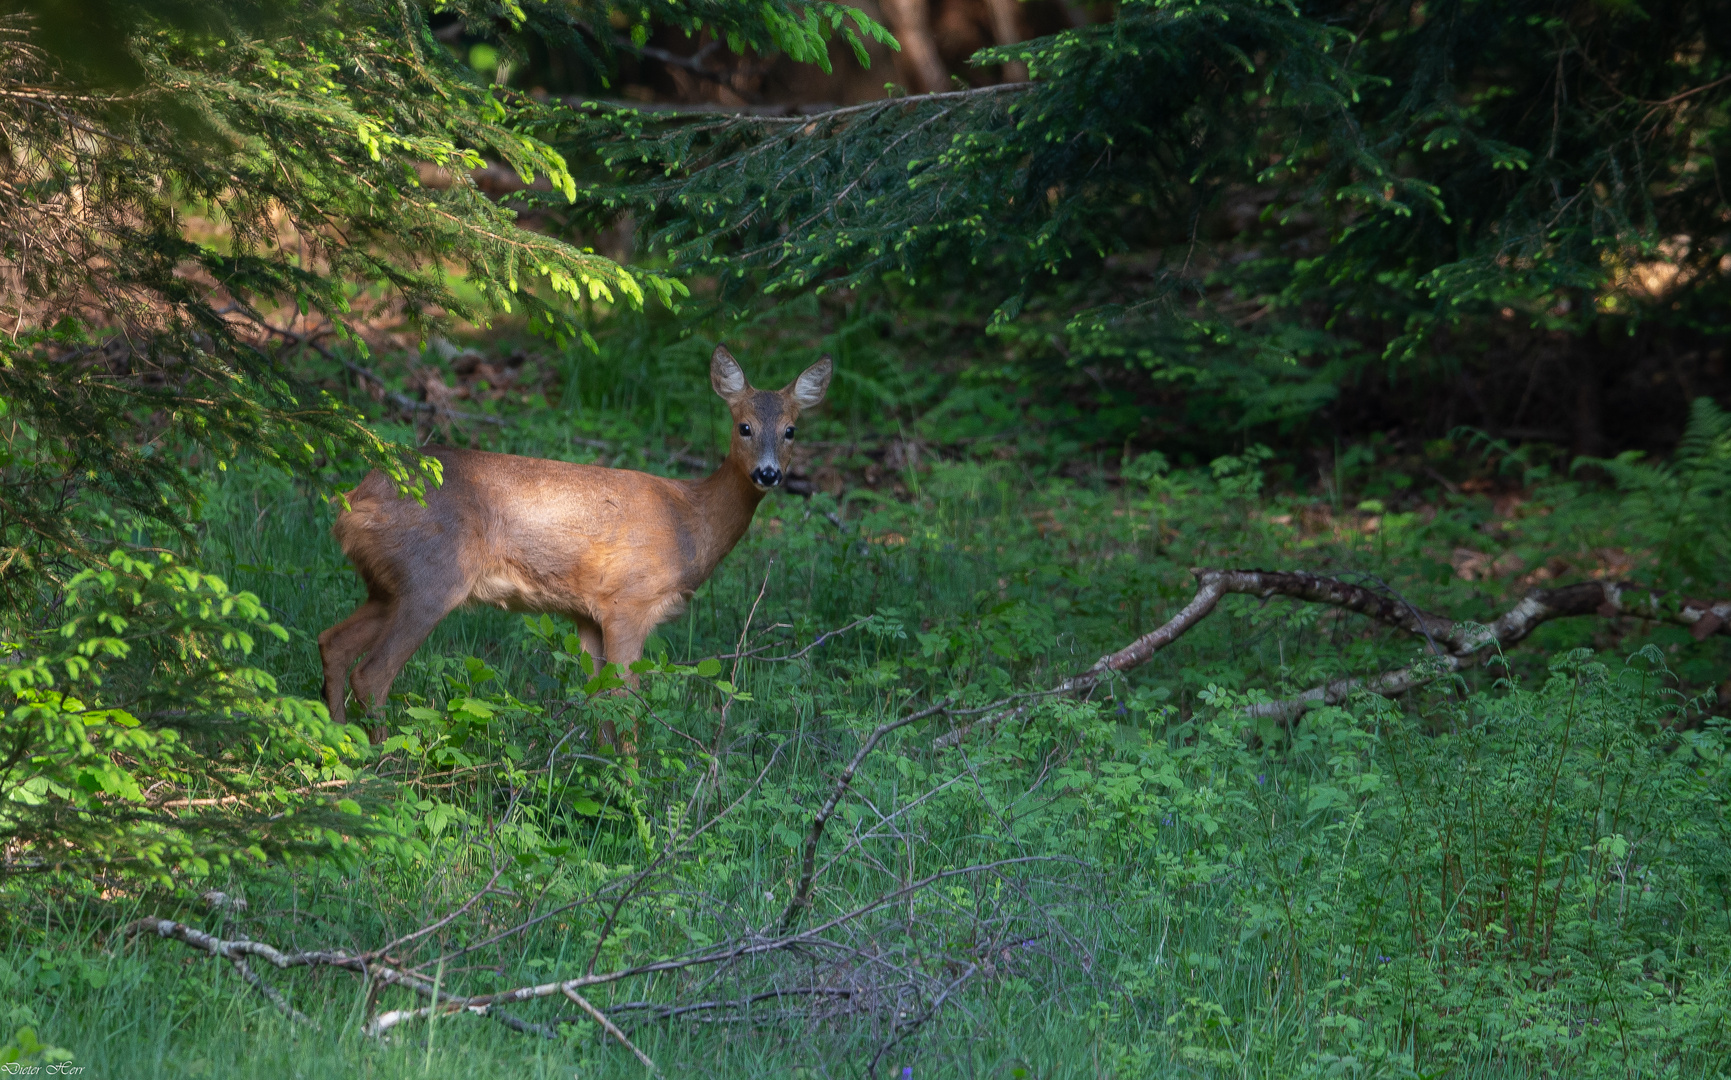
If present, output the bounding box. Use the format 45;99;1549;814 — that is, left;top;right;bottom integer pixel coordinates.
366;866;506;961
708;615;873;664
229;955;314;1027
867;962;979;1078
781;698;955;928
814;769;977;882
563;985;658;1072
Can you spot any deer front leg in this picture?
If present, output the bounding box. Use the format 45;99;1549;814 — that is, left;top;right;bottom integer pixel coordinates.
595;614;658;756
349;584;469;744
571;613;606;673
561;613;624;752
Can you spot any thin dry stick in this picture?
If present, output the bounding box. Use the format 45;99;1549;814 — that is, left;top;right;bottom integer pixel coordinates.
712;557;774;761
780;698;955;928
707;615;873;663
229;956;314;1027
365;866;505;961
866;962;979;1078
814;769;977;881
563;985;658;1073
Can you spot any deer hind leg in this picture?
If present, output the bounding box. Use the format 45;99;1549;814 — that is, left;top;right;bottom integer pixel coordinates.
348;585;470;744
318;596;391;728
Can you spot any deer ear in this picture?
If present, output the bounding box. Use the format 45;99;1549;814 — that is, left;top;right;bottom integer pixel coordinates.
710;346;748;402
787;354;832;410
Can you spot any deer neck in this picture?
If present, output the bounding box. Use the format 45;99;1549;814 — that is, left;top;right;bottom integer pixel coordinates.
685;458;767;575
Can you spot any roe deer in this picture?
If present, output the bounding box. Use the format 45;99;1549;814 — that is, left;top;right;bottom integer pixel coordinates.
318;346;831;742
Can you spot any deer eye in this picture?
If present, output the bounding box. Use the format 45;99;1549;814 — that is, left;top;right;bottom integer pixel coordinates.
738;423;752;437
784;426;796;440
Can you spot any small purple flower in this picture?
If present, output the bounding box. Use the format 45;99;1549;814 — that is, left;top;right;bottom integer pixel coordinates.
1161;815;1174;827
902;1069;914;1080
1115;702;1128;716
1256;774;1266;785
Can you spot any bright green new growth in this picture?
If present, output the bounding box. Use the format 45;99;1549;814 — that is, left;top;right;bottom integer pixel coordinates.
1;550;368;879
0;0;885;878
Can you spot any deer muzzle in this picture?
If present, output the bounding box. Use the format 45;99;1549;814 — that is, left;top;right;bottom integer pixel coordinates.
749;465;783;488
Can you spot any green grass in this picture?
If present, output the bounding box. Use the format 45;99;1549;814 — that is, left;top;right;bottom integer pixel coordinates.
4;316;1730;1079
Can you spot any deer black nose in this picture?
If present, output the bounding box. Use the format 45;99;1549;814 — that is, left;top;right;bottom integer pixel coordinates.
750;466;782;488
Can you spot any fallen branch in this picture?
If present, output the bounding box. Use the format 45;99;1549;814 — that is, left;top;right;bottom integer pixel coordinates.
360;855;1062;1034
123;855;1065;1043
1235;575;1730;720
602;985;859;1021
1243;655;1466;725
938;569;1731;744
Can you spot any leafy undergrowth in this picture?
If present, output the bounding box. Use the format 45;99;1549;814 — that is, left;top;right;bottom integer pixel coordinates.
2;322;1728;1079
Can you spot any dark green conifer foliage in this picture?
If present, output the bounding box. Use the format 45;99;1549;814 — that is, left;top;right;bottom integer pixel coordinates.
552;0;1728;441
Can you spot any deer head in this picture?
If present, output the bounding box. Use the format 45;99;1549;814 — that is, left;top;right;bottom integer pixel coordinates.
709;345;832;490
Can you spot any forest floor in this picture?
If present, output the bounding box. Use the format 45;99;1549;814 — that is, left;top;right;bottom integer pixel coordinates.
3;308;1729;1079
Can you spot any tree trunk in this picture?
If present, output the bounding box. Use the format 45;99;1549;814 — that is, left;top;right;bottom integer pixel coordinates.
880;0;949;94
982;0;1028;82
1572;348;1605;459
